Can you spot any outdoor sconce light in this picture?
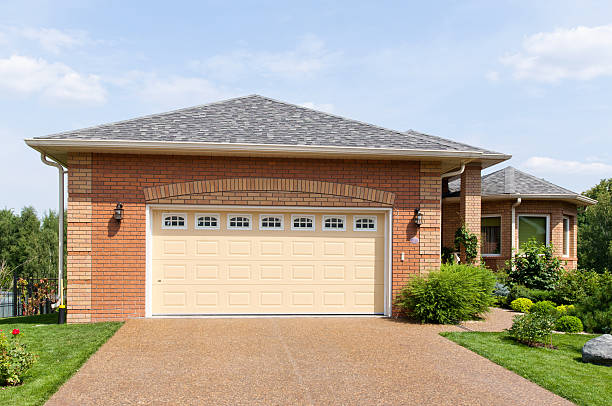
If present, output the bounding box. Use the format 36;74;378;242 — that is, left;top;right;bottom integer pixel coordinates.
414;209;423;227
113;203;124;221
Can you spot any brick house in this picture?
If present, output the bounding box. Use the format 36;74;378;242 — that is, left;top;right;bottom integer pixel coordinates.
25;95;594;322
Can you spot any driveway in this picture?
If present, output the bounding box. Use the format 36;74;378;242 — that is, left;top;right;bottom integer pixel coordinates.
46;316;572;405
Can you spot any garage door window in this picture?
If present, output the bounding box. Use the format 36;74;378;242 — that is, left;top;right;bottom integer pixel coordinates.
323;215;346;231
354;216;377;231
291;215;315;231
227;214;252;230
162;213;187;229
260;215;284;230
195;214;220;230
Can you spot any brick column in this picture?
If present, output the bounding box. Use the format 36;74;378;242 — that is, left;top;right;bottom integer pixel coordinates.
460;164;481;264
419;161;442;274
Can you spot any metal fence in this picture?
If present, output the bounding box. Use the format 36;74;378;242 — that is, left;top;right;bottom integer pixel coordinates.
0;277;59;318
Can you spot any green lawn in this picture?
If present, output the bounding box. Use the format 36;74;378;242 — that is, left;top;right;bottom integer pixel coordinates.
0;313;123;406
441;331;611;406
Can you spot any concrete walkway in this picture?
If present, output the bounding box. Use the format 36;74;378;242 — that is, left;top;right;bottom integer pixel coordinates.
46;312;571;405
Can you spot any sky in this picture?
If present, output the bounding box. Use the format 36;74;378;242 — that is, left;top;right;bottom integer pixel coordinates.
1;0;612;216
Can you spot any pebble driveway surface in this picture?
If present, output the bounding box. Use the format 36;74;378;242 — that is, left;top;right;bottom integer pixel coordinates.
46;309;572;406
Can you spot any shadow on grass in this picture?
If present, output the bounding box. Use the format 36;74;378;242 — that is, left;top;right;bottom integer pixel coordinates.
0;312;58;325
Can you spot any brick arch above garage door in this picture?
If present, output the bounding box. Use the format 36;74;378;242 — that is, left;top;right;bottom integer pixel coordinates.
143;178;396;205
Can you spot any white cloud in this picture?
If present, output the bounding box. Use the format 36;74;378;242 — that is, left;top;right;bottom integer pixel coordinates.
0;55;106;103
522;156;612;176
485;71;499;82
1;26;88;54
502;24;612;82
192;35;340;80
300;101;335;113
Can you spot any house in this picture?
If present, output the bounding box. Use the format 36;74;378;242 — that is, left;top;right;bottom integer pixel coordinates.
24;95;593;322
443;166;596;270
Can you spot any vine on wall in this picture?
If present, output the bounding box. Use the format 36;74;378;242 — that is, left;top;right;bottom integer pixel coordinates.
454;224;479;264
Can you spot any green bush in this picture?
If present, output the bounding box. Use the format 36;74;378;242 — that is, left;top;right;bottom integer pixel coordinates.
510;298;533;313
507;239;562;290
508;285;553;304
395;264;496;324
554;315;583;333
529;300;558;315
551;269;602;304
575;273;612;333
556;304;576;316
508;312;556;346
0;330;36;386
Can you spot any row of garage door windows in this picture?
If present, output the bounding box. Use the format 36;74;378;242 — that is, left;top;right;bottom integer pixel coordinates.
162;213;378;232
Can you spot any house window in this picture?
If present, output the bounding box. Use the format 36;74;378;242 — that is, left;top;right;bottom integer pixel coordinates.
260;215;284;230
323;215;346;231
291;215;315;230
195;214;220;230
162;213;187;229
227;214;252;230
481;216;501;255
354;216;377;231
563;216;570;257
518;215;549;248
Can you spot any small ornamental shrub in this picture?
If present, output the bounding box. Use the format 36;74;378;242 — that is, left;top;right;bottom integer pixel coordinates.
507;239;562;290
552;269;601;305
508;312;556;346
0;329;37;386
395;264;496;324
510;298;533;313
555;304;576;316
529;300;558;315
554;316;583;333
575;274;612;333
493;282;510;298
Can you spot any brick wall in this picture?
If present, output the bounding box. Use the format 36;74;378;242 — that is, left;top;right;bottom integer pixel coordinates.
66;153;439;322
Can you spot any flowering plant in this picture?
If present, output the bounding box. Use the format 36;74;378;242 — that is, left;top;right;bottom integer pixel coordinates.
0;329;36;386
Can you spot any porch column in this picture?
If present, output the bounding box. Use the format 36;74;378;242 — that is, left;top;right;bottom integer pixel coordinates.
460;163;481;264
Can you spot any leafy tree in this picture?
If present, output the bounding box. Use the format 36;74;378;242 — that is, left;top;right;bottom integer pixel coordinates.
578;178;612;272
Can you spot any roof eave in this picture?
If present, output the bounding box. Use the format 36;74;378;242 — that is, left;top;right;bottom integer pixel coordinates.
443;193;597;206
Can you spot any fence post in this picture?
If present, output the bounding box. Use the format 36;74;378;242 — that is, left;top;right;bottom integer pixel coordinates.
12;270;17;317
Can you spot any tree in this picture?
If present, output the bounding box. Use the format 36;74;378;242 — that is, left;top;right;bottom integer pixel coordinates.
578;178;612;272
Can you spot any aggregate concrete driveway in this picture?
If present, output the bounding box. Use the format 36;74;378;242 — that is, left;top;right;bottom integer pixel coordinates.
46;316;572;406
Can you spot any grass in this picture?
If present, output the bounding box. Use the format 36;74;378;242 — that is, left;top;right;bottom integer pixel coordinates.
441;331;611;406
0;313;123;406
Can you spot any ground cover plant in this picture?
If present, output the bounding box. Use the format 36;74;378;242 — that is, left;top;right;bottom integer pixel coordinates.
0;313;122;406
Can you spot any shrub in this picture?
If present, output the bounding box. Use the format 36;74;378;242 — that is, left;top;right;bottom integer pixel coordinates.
554;315;583;333
556;304;576;316
551;269;602;304
510;298;533;313
507;239;562;290
493;282;510;298
0;329;36;386
507;285;553;304
575;273;612;333
529;300;558;315
395;264;496;324
508;312;556;346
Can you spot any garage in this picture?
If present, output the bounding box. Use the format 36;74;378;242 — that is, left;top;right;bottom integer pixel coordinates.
149;208;387;315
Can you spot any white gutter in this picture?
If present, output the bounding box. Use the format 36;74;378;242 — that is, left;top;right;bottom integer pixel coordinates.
511;197;522;262
40;154;67;318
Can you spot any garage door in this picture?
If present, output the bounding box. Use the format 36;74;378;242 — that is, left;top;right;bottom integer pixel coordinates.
151;209;385;315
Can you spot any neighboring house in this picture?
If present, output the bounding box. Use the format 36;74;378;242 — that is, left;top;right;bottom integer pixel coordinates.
24;95;593;322
443;166;596;270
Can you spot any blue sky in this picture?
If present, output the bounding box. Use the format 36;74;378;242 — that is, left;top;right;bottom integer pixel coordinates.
2;0;612;215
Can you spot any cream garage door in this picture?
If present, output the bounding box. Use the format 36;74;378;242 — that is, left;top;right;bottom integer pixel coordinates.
151;210;385;315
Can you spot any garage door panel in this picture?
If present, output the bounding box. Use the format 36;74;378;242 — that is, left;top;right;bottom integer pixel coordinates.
152;210;385;315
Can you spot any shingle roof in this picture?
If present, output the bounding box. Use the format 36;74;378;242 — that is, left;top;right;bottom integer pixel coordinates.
447;166;587;197
34;95;502;154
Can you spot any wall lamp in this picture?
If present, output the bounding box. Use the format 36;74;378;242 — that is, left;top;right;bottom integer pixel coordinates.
113;203;124;221
414;209;423;227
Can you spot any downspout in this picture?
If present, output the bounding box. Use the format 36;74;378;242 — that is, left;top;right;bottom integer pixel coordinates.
40;154;67;324
511;197;522;264
440;163;466;263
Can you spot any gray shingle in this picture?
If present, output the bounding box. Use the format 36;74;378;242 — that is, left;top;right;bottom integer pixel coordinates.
34;95;501;153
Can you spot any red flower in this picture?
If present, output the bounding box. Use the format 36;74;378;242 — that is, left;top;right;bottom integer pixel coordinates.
11;329;19;335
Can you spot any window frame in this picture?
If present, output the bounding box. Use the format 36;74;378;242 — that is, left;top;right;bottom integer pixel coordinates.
322;215;347;232
517;214;550;248
353;215;378;232
161;212;188;230
194;213;220;230
290;214;316;231
226;214;253;230
563;216;570;257
481;215;502;257
259;214;284;231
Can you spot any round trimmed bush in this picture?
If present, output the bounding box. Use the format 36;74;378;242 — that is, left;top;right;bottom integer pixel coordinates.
510;298;533;313
529;300;557;315
556;304;576;316
554;315;583;333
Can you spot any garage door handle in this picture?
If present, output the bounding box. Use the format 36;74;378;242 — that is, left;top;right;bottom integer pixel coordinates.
157;279;162;282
